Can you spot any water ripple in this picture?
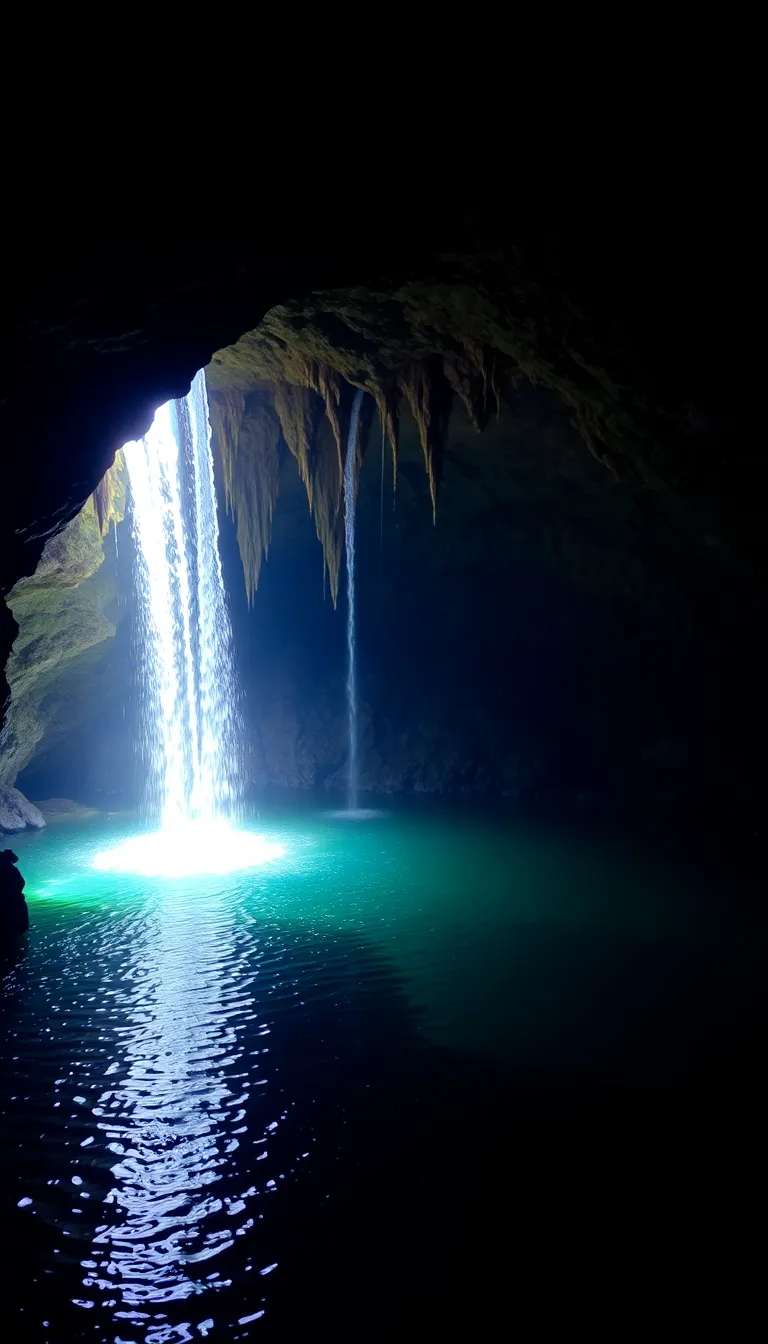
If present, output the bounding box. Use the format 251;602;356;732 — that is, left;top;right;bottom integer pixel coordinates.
5;808;759;1338
1;870;415;1338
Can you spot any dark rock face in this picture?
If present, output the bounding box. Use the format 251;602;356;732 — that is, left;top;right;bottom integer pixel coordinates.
222;385;761;827
0;785;45;834
0;848;29;938
0;491;123;786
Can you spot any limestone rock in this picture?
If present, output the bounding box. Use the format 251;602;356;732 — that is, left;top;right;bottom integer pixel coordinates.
0;489;123;785
36;797;98;822
0;784;46;833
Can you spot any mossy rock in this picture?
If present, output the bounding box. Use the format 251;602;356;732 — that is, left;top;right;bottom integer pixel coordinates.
0;489;124;784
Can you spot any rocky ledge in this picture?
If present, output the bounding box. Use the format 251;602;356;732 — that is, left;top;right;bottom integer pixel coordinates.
0;784;46;834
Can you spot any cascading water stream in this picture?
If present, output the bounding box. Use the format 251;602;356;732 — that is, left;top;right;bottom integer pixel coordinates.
343;390;364;811
124;370;238;828
94;371;283;876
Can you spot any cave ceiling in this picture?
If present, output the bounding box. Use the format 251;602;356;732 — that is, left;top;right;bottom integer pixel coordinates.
0;223;757;743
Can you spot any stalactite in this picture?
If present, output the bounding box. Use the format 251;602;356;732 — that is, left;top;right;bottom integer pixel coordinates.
443;342;498;432
489;353;502;419
368;377;399;492
221;399;282;604
211;360;454;606
379;413;385;567
399;359;453;521
91;450;126;536
303;360;355;481
570;402;620;479
208;389;246;507
354;394;375;505
313;437;344;606
92;476;110;535
305;360;382;500
210;388;280;603
200;267;658;626
272;384;324;509
272;383;345;604
206;272;648;597
206;337;498;607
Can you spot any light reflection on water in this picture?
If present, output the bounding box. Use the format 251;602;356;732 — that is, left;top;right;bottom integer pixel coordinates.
2;806;762;1339
2;820;372;1338
90;885;261;1308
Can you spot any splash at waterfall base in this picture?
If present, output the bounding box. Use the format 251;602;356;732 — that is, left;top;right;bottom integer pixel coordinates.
93;820;284;878
93;371;284;879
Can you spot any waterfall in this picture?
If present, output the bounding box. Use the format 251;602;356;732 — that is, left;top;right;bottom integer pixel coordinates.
93;371;284;875
343;390;364;811
124;371;238;829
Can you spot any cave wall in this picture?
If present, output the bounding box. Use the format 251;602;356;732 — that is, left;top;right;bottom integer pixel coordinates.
0;486;124;790
16;376;761;831
16;388;745;828
218;384;756;824
3;226;761;834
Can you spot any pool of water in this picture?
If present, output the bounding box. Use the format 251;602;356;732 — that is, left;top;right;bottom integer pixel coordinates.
2;803;764;1338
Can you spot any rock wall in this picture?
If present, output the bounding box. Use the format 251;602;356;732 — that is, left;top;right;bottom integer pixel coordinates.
0;465;124;799
0;785;45;834
220;384;757;824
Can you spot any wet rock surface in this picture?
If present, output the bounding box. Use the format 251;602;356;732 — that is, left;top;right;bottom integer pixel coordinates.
35;797;99;822
0;785;45;834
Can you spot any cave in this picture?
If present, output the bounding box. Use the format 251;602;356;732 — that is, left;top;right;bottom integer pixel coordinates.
0;212;763;1338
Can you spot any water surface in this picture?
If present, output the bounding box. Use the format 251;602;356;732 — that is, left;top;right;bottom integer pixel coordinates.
2;804;763;1338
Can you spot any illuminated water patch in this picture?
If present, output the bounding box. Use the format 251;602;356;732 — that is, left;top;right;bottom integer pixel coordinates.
326;808;387;821
92;821;284;878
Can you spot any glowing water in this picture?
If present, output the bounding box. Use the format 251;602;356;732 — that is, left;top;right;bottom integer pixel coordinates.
92;821;283;878
124;371;238;828
9;810;758;1332
344;389;364;811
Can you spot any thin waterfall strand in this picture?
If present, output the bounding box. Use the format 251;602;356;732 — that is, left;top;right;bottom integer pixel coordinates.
379;413;385;553
344;390;364;811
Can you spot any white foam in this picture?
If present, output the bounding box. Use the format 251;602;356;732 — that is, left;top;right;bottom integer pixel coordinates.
93;822;284;878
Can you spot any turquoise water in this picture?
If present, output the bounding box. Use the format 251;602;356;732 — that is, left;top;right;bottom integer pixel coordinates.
1;805;762;1337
